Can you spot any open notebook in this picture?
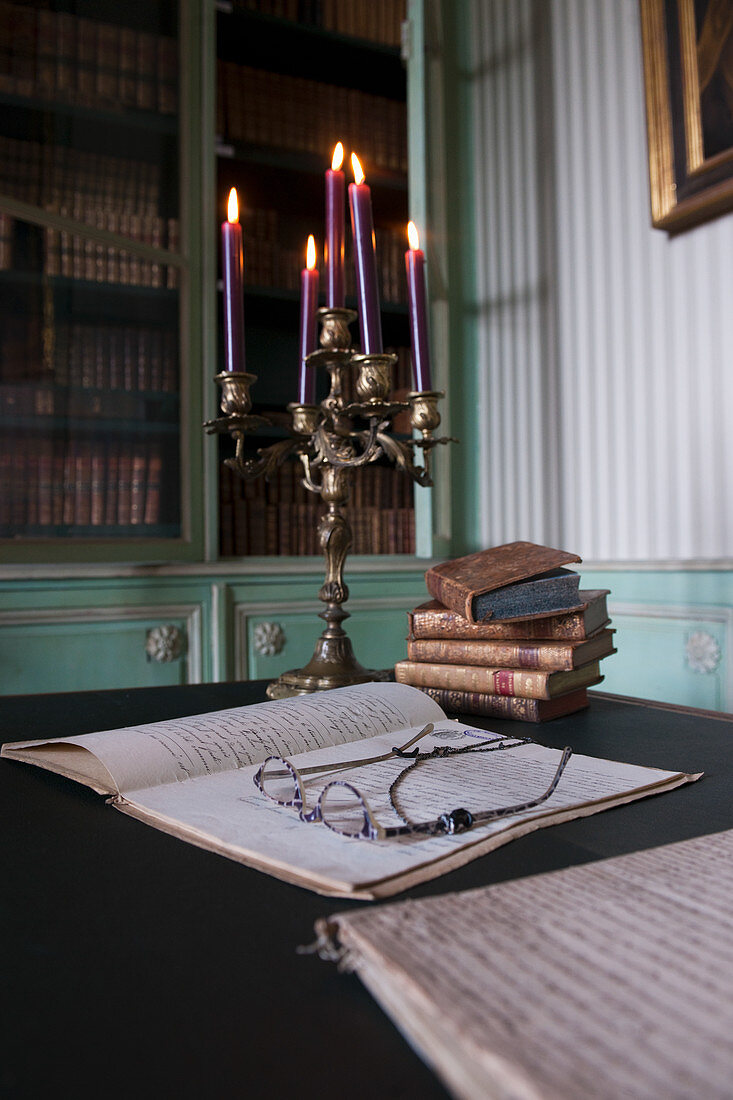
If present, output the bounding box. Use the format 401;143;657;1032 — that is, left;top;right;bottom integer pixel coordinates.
2;681;699;898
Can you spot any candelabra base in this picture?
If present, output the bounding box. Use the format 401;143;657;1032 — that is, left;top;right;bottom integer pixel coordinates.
265;613;391;699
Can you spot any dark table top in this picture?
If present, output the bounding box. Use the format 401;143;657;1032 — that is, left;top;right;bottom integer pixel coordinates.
2;682;732;1100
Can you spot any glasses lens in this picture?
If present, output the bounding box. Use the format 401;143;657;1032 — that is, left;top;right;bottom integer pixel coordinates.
259;757;299;805
321;782;368;837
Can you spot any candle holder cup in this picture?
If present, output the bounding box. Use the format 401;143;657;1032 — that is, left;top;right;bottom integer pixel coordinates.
205;308;456;699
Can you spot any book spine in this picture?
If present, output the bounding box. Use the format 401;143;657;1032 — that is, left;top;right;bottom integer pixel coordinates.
424;569;473;621
394;661;556;699
406;638;575;672
409;605;589;642
419;687;590;723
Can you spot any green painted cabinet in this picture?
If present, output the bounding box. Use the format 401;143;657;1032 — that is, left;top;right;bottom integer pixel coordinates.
0;562;429;695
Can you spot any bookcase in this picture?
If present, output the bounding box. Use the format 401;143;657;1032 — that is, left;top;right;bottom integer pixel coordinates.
0;0;201;562
0;0;437;697
214;0;415;557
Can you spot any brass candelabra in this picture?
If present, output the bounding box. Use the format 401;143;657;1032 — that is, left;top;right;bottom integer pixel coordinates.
205;305;455;699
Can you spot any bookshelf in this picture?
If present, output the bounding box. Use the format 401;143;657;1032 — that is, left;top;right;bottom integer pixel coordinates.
214;0;415;557
0;0;438;698
0;0;188;549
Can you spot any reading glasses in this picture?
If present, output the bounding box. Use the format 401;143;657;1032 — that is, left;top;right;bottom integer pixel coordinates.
253;725;573;841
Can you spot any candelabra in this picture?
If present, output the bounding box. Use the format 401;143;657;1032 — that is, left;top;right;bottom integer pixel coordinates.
205;306;455;699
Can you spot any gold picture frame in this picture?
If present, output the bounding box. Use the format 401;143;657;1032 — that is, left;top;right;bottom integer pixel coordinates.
640;0;733;231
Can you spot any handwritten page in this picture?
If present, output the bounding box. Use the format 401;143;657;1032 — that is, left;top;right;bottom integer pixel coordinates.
324;828;733;1099
2;681;446;794
118;720;696;897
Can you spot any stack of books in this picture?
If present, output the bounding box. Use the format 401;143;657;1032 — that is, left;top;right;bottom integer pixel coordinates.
395;541;616;722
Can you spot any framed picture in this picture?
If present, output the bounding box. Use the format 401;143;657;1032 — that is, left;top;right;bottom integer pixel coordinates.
640;0;733;232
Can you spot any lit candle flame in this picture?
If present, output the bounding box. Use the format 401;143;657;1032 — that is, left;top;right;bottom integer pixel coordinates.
332;142;344;171
227;187;239;224
351;152;365;185
407;221;420;250
306;234;316;270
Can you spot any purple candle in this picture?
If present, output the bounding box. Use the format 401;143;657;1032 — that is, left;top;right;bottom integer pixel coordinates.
325;142;345;308
221;187;245;372
298;234;319;404
405;221;432;391
348;153;383;354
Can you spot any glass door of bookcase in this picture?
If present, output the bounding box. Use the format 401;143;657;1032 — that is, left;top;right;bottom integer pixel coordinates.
0;0;190;557
214;0;416;560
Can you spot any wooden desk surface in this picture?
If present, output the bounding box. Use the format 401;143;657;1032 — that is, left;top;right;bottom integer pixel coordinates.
2;684;731;1099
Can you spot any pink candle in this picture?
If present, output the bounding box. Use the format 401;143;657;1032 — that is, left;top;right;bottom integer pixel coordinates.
405;221;432;391
325;142;345;308
298;234;319;404
221;187;245;372
348;153;383;354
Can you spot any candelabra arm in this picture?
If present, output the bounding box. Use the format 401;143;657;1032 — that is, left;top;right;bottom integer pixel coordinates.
375;430;432;487
299;452;321;494
224;434;300;482
314;421;381;469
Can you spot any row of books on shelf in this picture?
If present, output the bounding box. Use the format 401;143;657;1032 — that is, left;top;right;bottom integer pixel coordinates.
238;209;410;305
0;437;169;531
0;212;180;289
394;542;616;722
0;134;166;221
0;383;176;425
42;208;179;289
1;321;178;394
221;499;415;556
0;2;177;115
222;454;415;509
217;61;407;174
220;460;415;556
231;0;405;47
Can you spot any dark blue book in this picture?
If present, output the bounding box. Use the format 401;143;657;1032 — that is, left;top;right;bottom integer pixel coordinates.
473;568;582;622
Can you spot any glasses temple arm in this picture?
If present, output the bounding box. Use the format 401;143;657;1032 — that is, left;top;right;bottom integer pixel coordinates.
294;723;435;778
383;745;574;838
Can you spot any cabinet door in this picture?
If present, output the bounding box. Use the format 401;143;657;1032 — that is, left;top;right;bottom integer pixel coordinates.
0;605;202;695
236;600;417;682
214;2;416;560
0;0;202;563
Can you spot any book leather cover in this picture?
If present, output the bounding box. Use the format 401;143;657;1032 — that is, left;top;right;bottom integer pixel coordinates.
419;686;591;722
408;590;611;642
425;541;582;623
406;629;616;671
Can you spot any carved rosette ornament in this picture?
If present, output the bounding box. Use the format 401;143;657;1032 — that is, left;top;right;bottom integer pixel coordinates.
253;622;286;657
686;631;721;674
145;624;184;664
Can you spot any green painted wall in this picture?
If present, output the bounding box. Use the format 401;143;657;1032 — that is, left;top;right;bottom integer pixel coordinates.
579;568;732;713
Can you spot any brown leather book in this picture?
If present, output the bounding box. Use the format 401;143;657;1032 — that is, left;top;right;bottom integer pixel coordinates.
406;629;616;672
394;659;603;700
419;686;591;722
408;591;611;642
425;541;582;623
